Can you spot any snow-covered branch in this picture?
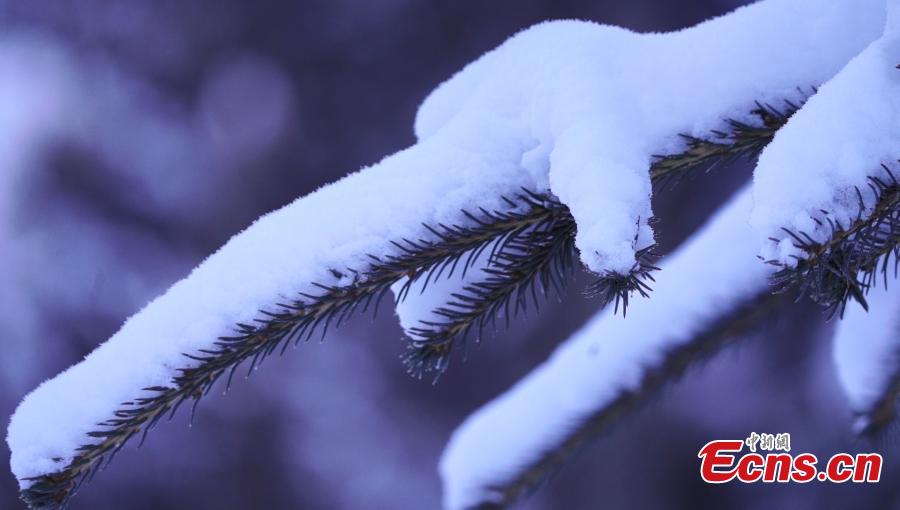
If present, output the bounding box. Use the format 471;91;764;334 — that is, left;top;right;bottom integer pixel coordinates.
9;187;566;508
834;284;900;435
439;186;782;509
769;171;900;316
650;100;800;189
752;7;900;316
400;104;792;375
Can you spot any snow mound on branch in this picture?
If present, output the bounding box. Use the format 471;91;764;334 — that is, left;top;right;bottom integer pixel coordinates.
440;185;770;510
396;0;884;336
752;3;900;264
416;0;884;273
833;284;900;432
418;0;884;274
6;121;545;484
7;0;887;487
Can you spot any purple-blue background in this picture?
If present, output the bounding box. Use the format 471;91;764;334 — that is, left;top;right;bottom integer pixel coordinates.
1;1;897;508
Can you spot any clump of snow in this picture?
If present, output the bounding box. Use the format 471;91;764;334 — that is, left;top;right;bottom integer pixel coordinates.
440;186;770;510
7;0;888;489
833;284;900;432
752;2;900;264
419;0;885;273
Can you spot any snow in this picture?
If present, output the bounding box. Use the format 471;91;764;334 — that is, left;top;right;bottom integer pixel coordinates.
6;117;545;484
397;0;887;341
7;0;889;488
392;247;491;340
752;2;900;264
833;283;900;432
439;185;770;509
418;0;885;274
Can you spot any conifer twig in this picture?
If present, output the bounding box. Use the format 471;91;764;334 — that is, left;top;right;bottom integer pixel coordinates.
18;194;570;510
402;194;578;377
404;99;796;376
650;98;801;189
770;165;900;317
584;244;659;316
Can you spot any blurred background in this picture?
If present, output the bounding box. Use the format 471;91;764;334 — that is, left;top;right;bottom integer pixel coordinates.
2;0;898;508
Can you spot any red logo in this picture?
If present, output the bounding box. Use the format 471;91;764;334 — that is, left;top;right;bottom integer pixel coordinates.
698;433;881;483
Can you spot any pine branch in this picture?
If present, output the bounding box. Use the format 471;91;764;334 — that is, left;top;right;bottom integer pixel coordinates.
769;165;900;317
468;291;784;510
403;227;661;377
19;194;569;510
402;198;578;377
650;98;801;189
403;99;795;376
18;100;794;509
584;244;659;316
